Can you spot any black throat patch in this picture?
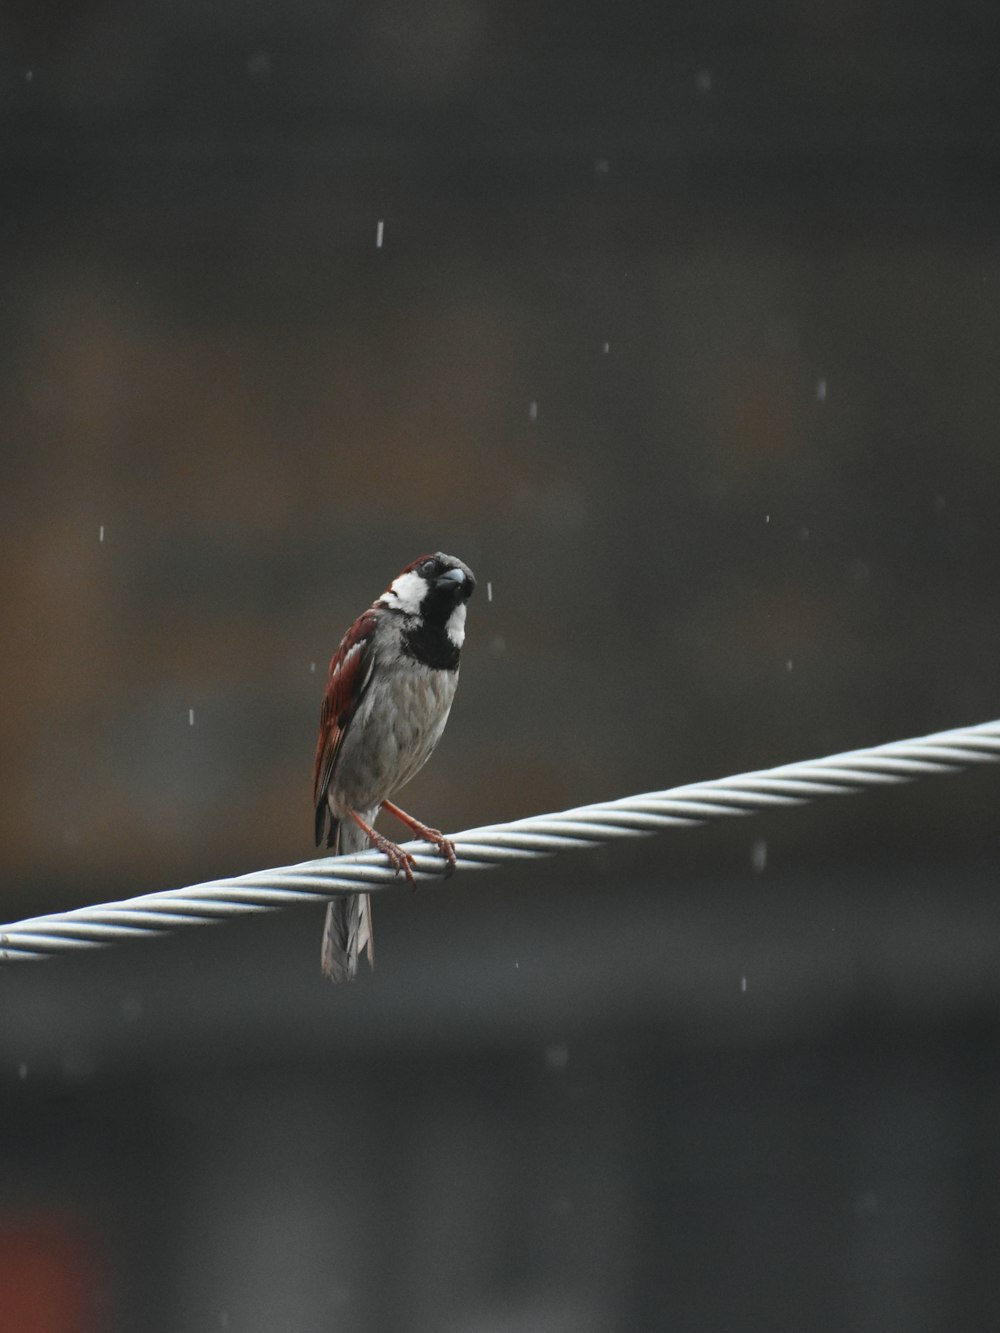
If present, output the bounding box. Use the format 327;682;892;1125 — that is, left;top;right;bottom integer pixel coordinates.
402;623;461;671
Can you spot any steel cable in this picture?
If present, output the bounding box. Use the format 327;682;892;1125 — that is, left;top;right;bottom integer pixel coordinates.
2;717;998;963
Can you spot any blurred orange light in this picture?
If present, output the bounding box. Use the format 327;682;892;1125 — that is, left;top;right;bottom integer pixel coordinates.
0;1213;105;1333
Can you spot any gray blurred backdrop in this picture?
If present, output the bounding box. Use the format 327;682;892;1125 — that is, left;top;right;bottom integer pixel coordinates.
3;3;1000;1331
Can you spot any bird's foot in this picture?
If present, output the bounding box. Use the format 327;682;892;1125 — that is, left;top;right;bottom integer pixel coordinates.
418;826;457;876
369;829;417;885
348;809;417;885
381;800;458;877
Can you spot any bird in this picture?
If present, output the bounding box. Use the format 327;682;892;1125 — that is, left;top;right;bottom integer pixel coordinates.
313;552;476;981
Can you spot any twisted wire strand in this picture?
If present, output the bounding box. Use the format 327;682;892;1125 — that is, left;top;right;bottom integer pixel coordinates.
2;717;999;964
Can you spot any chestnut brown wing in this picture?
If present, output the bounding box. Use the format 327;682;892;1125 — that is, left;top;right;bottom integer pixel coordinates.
312;609;379;845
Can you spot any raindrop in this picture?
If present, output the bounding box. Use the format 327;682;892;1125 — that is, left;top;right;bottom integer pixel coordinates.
594;158;610;175
740;976;747;993
376;219;385;249
695;69;713;94
602;341;610;354
486;581;493;602
99;525;105;543
188;709;195;726
785;659;794;673
18;1063;28;1081
751;838;767;874
528;400;538;422
309;661;317;673
816;378;827;402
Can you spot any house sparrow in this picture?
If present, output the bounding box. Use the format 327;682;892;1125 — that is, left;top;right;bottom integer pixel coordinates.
313;552;476;981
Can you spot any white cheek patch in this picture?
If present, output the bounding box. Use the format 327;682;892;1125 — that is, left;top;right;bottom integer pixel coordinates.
384;570;427;615
445;601;467;648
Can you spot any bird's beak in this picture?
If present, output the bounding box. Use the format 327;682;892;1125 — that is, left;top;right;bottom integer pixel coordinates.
436;568;473;597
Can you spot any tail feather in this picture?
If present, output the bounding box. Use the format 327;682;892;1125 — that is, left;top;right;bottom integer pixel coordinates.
320;817;374;983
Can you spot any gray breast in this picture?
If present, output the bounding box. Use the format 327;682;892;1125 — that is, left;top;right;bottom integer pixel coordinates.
330;659;459;815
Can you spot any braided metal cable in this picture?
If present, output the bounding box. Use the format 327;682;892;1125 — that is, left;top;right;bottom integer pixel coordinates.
2;717;999;964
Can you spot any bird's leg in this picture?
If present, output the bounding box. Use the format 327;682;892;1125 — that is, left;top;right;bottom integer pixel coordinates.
381;799;458;876
348;809;416;885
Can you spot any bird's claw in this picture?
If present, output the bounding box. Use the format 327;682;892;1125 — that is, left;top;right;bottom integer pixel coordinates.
379;801;459;878
370;832;417;885
415;826;458;877
437;835;458;877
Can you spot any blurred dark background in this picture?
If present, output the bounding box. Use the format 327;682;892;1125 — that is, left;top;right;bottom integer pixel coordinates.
3;2;1000;1330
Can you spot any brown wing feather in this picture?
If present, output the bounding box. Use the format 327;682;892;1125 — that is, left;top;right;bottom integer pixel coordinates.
313;608;379;844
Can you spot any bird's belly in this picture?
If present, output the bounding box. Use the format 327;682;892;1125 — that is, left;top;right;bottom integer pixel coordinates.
330;665;457;815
